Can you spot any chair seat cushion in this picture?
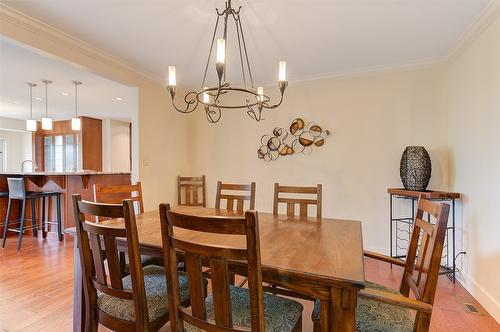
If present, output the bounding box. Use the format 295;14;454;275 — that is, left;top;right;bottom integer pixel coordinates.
185;286;303;332
312;281;415;332
97;265;190;322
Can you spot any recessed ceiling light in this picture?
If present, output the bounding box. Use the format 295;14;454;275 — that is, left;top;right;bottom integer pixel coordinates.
61;92;70;96
12;101;19;105
34;97;43;101
115;97;124;101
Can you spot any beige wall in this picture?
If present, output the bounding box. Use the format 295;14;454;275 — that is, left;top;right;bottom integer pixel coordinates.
446;15;500;321
189;67;450;252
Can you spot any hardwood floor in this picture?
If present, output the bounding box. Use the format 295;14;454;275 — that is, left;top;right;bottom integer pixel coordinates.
0;236;498;331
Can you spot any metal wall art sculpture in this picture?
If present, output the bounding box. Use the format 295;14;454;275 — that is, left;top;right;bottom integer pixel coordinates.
258;118;330;161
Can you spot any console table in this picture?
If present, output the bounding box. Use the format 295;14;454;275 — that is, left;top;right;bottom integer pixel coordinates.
388;188;461;282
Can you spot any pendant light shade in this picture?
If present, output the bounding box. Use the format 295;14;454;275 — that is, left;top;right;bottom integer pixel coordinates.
71;81;82;131
41;79;53;130
26;82;37;132
41;117;52;130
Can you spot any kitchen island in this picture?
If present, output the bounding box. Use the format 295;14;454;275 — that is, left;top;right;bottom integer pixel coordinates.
0;171;131;237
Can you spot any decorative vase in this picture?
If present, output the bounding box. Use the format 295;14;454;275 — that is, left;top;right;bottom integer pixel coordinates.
400;146;431;191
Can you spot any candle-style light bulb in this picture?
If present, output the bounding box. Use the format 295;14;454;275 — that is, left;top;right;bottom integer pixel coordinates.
257;86;264;102
278;61;287;82
168;66;176;86
216;39;226;64
203;87;210;103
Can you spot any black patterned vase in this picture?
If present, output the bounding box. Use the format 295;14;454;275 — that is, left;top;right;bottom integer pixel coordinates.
400;146;431;191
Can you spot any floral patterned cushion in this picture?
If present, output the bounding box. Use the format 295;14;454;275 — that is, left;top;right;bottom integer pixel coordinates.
312;281;415;332
97;265;189;322
184;286;303;332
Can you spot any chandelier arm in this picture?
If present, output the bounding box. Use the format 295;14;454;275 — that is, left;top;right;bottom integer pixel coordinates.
170;89;199;114
205;104;222;123
201;14;220;88
246;104;264;122
235;16;247;88
237;15;255;88
262;84;287;110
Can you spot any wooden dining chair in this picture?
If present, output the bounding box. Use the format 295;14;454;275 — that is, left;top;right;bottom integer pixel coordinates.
312;198;450;331
159;204;304;331
177;175;206;207
215;181;256;213
94;182;144;214
72;195;192;332
94;182;161;269
273;183;322;219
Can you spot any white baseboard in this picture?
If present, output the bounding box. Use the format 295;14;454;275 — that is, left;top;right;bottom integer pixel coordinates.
460;273;500;323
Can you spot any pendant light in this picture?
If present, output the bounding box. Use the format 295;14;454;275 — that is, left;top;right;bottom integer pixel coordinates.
71;81;82;131
25;82;37;132
41;79;53;130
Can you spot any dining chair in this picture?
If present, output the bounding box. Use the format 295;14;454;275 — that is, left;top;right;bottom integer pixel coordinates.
178;175;207;207
93;182;161;272
215;181;256;213
72;195;193;332
312;198;450;331
159;204;304;331
273;183;322;219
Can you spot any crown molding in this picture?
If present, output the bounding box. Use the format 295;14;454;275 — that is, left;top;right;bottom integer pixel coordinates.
446;0;500;61
0;3;164;85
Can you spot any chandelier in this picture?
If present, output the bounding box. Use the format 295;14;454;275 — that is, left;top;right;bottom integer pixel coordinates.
167;0;288;123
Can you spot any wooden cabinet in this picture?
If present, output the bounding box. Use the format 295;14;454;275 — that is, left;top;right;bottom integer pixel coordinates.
34;116;102;172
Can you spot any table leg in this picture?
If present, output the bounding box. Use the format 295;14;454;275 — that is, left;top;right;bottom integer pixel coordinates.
73;237;85;332
331;287;356;332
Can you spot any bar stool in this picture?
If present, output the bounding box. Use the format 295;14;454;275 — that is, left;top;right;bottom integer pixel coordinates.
1;178;62;251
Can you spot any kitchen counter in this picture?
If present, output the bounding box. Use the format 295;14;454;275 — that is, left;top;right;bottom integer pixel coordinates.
0;171;131;235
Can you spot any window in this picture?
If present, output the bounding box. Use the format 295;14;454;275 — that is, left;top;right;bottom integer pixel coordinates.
44;134;79;172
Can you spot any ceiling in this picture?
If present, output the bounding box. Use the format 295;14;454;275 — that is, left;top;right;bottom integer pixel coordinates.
1;0;492;88
0;38;137;122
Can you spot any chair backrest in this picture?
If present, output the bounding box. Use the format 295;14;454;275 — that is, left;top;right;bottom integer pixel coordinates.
215;181;256;213
7;177;26;199
400;198;450;329
273;183;322;219
94;182;144;213
178;175;206;207
72;194;150;329
160;205;264;331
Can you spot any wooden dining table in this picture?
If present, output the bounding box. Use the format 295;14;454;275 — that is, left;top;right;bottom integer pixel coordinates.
67;206;365;332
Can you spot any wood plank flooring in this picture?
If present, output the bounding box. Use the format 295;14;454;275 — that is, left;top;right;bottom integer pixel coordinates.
0;236;498;331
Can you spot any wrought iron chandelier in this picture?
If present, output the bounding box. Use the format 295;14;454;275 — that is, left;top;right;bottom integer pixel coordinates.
167;0;288;123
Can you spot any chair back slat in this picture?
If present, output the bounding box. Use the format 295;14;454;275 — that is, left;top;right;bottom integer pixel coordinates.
160;204;264;332
273;183;323;219
210;257;233;328
94;182;144;213
399;198;450;330
178;175;206;207
72;194;150;329
215;181;256;213
184;252;207;320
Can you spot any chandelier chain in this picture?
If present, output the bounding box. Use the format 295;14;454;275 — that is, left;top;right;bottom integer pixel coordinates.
237;16;254;88
201;14;220;88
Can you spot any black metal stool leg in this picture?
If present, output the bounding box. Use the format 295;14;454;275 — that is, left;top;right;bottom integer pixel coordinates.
31;198;37;238
2;198;12;248
17;199;26;252
56;194;62;241
41;196;47;238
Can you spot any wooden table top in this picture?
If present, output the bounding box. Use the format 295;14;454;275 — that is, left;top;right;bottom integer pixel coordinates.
67;206;366;288
388;188;461;199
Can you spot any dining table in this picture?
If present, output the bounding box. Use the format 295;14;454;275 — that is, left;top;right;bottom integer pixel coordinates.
66;206;366;332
